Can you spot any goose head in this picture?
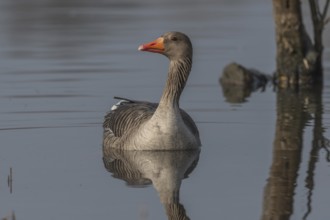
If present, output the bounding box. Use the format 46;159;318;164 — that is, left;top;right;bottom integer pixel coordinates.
138;31;193;61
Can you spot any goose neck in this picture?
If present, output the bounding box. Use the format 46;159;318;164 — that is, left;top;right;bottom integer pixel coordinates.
159;57;192;107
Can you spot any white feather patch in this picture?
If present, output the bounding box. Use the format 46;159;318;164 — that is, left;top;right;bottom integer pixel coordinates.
111;100;129;111
105;127;113;133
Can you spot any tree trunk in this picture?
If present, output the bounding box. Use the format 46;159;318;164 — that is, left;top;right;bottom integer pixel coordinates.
272;0;308;87
308;0;329;81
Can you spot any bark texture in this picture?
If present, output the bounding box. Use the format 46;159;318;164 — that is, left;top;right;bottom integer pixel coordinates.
273;0;329;86
273;0;308;87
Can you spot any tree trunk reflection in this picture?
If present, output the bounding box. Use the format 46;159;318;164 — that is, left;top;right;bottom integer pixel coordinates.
261;85;326;220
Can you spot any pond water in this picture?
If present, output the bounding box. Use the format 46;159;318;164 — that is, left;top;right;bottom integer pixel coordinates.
0;0;330;219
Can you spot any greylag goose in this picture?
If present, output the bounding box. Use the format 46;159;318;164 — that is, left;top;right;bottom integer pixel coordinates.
103;32;200;150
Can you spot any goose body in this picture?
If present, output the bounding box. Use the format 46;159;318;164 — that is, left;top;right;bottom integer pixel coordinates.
103;32;201;150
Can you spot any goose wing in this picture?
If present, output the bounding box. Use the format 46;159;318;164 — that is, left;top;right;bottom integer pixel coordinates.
104;97;199;139
103;98;156;137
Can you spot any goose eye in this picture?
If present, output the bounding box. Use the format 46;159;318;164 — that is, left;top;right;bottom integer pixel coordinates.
171;37;178;41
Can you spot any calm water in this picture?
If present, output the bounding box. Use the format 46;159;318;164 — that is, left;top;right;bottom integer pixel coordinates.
0;0;330;219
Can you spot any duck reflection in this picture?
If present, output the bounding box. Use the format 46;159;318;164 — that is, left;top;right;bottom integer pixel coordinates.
103;148;200;220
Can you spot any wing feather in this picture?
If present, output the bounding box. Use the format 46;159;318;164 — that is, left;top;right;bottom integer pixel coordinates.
104;100;156;137
103;97;199;139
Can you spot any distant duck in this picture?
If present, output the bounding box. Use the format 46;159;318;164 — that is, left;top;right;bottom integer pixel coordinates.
103;32;201;150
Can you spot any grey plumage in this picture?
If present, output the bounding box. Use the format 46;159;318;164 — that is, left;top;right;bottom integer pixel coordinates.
103;97;199;139
103;32;200;150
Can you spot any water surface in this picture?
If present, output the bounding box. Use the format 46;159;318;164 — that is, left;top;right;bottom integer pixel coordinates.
0;0;330;219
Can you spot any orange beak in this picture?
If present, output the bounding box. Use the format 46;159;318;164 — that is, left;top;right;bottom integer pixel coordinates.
138;37;165;54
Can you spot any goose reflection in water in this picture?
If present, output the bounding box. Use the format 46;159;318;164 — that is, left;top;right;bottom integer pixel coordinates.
103;148;200;220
